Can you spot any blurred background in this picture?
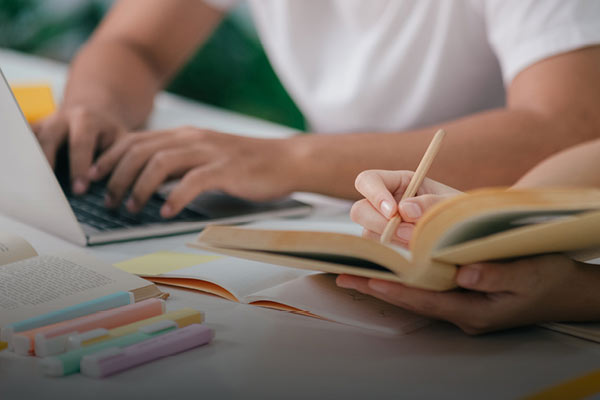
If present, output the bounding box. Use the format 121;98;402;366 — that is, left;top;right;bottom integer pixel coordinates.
0;0;306;130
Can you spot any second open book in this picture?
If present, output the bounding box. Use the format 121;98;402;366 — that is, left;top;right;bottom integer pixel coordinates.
116;221;430;335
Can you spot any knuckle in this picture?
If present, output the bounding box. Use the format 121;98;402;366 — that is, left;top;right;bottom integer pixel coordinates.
68;105;92;120
149;151;171;170
129;144;147;160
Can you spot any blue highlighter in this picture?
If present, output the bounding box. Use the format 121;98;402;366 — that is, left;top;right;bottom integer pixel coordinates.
1;291;133;347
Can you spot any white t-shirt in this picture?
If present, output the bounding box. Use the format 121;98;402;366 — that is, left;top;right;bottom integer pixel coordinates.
205;0;600;133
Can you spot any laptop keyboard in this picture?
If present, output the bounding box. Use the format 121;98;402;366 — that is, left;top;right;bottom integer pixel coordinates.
68;183;208;231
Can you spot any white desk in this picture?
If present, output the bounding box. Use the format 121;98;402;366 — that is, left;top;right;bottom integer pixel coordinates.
1;49;599;400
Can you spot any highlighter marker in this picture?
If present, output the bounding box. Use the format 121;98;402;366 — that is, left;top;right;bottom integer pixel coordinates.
39;320;179;376
12;298;164;356
81;324;214;378
33;299;165;357
67;308;203;350
1;291;133;347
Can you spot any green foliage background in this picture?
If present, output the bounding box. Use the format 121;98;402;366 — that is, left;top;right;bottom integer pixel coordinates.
0;0;305;130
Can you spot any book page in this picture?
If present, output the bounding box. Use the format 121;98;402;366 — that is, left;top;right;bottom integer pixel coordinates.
116;249;313;302
434;210;600;265
245;274;431;335
0;232;37;266
0;251;153;327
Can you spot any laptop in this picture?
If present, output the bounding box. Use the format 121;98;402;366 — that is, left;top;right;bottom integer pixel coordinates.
0;69;312;245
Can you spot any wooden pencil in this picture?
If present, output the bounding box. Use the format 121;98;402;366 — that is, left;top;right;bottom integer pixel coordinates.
380;129;446;244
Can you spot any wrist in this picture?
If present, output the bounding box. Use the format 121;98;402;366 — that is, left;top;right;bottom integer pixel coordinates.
282;134;365;199
283;135;322;193
61;85;137;130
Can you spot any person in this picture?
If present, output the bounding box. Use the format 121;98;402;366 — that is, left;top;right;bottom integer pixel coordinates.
337;138;600;334
33;1;600;219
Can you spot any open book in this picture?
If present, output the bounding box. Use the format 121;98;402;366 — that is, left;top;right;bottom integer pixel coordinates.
0;232;164;328
115;244;430;335
191;187;600;291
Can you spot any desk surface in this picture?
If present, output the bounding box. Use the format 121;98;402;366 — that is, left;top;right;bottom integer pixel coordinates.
1;48;599;400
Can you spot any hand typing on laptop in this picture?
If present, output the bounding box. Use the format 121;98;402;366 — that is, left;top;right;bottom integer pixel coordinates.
34;102;307;219
88;127;298;218
32;105;128;196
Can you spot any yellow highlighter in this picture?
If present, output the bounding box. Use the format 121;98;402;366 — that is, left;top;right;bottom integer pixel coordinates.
65;308;204;350
11;84;56;124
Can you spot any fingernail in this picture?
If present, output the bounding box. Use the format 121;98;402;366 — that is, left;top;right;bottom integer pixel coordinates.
126;198;137;213
395;225;413;241
88;165;99;180
457;267;480;287
73;179;87;195
160;204;173;218
368;279;391;294
380;200;394;218
400;202;422;219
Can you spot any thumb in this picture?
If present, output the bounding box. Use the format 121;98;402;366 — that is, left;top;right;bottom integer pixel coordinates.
398;194;451;222
355;170;419;219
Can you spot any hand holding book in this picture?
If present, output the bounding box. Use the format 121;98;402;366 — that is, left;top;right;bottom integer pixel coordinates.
339;168;600;335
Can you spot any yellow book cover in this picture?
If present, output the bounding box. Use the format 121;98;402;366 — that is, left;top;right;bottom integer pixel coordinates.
191;187;600;291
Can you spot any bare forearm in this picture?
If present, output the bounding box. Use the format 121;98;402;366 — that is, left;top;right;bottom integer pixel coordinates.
515;138;600;188
63;40;162;129
62;0;224;129
289;108;599;199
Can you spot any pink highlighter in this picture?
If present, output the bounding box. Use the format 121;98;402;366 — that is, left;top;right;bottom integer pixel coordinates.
80;324;214;378
12;299;165;356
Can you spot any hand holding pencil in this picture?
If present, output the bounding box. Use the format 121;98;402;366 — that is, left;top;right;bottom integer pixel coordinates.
380;129;446;244
351;129;457;246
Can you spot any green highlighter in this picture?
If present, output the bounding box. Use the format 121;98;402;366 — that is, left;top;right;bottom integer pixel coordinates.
39;320;177;376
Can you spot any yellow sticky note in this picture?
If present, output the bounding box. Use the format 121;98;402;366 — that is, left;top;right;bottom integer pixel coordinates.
115;251;220;276
0;341;7;351
522;369;600;400
11;84;56;124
